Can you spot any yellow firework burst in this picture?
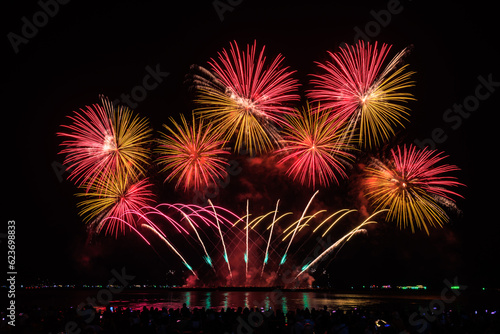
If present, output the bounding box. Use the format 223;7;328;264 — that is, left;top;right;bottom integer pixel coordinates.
363;145;463;234
77;171;155;238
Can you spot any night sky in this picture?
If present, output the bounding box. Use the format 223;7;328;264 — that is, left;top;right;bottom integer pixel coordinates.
5;0;499;289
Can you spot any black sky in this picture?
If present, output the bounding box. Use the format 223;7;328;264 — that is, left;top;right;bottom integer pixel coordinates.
4;0;499;289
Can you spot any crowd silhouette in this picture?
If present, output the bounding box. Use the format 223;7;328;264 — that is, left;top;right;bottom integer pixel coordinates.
3;303;499;333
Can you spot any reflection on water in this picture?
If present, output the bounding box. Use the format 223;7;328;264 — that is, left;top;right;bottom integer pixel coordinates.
18;288;499;318
73;290;436;314
223;292;228;309
205;291;211;309
281;296;288;314
17;288;445;315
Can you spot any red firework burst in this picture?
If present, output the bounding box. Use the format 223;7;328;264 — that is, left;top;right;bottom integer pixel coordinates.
277;103;355;188
209;40;300;123
58;96;152;190
156;114;230;192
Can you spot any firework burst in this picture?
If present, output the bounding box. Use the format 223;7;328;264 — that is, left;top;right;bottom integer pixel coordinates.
58;96;152;190
308;41;415;148
192;40;300;155
156;113;230;192
363;144;464;234
77;171;155;238
277;103;355;188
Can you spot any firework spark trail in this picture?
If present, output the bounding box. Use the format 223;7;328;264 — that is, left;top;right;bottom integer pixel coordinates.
280;190;319;266
261;199;280;277
208;199;233;280
178;209;214;270
140;205;190;234
336;209;388;252
249;211;275;229
152;203;243;260
282;210;326;241
101;216;151;245
312;209;350;233
137;203;247;272
295;210;387;279
174;204;218;228
295;228;367;279
154;203;238;229
245;199;249;280
265;212;293;230
320;209;357;238
190;204;242;227
281;214;313;235
143;224;198;278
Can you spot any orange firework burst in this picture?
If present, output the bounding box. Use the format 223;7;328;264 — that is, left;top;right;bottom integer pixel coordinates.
156;113;230;192
277;103;355;188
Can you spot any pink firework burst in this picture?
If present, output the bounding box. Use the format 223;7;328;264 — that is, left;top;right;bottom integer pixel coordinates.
58;96;152;190
307;41;415;148
77;172;155;238
276;103;355;188
195;40;300;154
389;144;464;201
363;144;464;233
209;40;300;123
